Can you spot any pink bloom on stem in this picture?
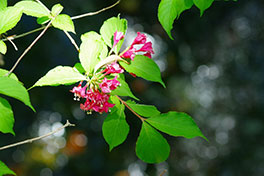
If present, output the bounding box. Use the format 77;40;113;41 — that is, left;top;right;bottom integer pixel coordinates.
137;42;154;53
103;62;124;75
80;89;114;113
132;32;147;46
121;47;136;60
70;82;87;100
99;76;120;93
113;31;124;47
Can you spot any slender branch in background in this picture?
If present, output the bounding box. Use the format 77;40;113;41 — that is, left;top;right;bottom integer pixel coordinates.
7;37;18;51
71;0;120;20
5;19;54;76
1;26;45;42
64;30;80;52
116;95;146;122
0;120;75;151
159;169;167;176
35;0;51;13
2;0;121;42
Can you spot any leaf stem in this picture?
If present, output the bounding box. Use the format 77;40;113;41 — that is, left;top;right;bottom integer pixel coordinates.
116;95;146;122
5;19;54;76
63;30;80;52
0;120;75;151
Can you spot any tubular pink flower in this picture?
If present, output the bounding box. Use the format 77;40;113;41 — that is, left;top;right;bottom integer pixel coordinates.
113;31;124;47
121;47;136;60
132;32;147;46
99;76;120;93
80;89;114;113
70;82;87;100
103;62;124;75
136;42;154;54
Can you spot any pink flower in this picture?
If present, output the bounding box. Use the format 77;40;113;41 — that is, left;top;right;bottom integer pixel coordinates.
121;47;136;60
132;32;147;46
99;76;120;93
136;42;154;54
113;31;124;47
70;82;87;100
103;62;124;75
80;89;114;113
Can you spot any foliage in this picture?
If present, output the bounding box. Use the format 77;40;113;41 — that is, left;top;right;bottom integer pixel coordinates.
0;0;235;174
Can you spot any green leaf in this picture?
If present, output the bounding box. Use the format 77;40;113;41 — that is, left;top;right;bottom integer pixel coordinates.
74;63;86;74
193;0;214;16
0;40;7;54
15;0;50;18
37;16;50;25
146;111;207;140
158;0;193;39
110;74;139;101
102;104;129;151
51;3;63;16
0;69;19;81
0;6;23;34
79;38;103;74
136;122;170;163
120;55;165;87
0;160;16;176
32;66;86;88
81;31;108;60
0;97;15;135
0;77;34;111
100;16;127;54
52;14;75;33
0;0;7;11
125;101;160;117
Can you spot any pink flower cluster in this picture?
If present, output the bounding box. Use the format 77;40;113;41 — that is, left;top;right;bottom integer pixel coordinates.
70;76;121;113
121;32;154;60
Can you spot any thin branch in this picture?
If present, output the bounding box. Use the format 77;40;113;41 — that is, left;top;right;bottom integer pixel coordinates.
159;169;167;176
71;0;120;20
35;0;51;13
5;19;54;76
0;120;75;151
2;0;121;42
7;37;18;51
116;95;146;122
64;30;80;52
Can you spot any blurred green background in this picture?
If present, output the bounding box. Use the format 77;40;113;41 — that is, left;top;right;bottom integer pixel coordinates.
1;0;264;175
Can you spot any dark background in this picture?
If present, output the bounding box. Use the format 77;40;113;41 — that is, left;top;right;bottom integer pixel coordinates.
1;0;264;175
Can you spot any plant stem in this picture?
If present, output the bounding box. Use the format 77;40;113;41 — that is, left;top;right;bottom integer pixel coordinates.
0;120;75;151
64;30;80;52
5;19;54;76
1;0;121;42
116;95;146;122
159;169;167;176
71;0;120;20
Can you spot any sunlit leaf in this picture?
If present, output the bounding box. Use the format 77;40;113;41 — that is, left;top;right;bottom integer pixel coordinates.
193;0;214;16
32;66;86;88
0;160;16;176
0;97;15;135
102;104;129;151
0;40;7;54
146;111;207;140
110;75;139;100
0;6;23;34
100;16;127;54
15;0;50;18
120;55;165;87
79;38;103;74
0;0;7;11
0;68;19;81
0;77;34;111
52;14;75;33
51;3;63;16
136;122;170;163
37;16;50;24
81;31;108;60
158;0;193;39
126;100;160;117
74;63;86;74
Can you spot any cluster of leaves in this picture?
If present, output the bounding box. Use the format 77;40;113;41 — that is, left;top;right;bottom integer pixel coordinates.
31;16;207;164
0;0;74;55
158;0;237;39
0;0;76;175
